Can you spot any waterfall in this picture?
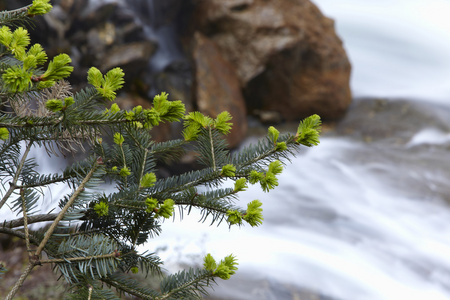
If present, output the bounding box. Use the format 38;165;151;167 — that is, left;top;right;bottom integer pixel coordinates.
312;0;450;104
137;1;450;299
125;0;188;97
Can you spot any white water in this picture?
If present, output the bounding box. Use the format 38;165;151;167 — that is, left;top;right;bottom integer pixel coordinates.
2;1;450;299
144;2;450;300
313;0;450;104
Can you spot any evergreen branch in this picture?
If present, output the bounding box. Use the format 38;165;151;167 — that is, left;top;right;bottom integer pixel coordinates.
21;189;31;252
0;141;32;210
209;127;217;171
17;173;74;189
34;159;101;257
159;268;215;299
5;261;34;300
102;276;157;300
6;161;102;299
138;148;148;187
0;116;128;128
0;5;32;27
2;213;58;228
0;226;40;245
151;168;223;197
40;252;117;264
231;134;300;169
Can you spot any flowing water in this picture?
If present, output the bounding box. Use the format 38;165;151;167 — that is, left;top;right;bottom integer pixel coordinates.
2;1;450;299
142;1;450;300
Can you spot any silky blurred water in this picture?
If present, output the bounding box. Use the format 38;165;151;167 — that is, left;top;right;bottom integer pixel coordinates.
314;0;450;104
144;2;450;300
2;1;450;299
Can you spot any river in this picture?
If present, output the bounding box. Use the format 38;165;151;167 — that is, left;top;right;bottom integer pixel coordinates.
148;1;450;300
2;1;450;299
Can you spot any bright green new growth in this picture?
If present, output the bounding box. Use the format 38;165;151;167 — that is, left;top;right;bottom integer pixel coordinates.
119;166;131;177
227;199;264;227
203;254;238;280
214;111;233;135
106;103;121;115
94;202;109;217
87;67;125;100
0;26;30;59
0;128;9;140
296;114;322;146
156;199;175;219
140;172;157;188
234;178;248;192
182;110;233;141
45;99;64;112
27;44;48;65
221;164;236;177
247;160;283;192
145;197;158;212
113;132;125;145
28;0;53;16
41;53;73;82
268;126;280;144
243;200;264;227
226;210;243;225
0;4;321;300
145;198;175;219
2;65;32;92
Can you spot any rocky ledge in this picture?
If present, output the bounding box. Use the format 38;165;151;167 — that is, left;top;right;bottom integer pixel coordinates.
4;0;352;147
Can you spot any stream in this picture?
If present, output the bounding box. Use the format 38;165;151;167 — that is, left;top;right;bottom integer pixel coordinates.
2;1;450;299
145;1;450;300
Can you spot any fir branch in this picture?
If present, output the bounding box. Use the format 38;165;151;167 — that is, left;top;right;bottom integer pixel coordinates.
2;213;58;228
102;275;157;300
0;226;40;245
40;252;117;264
0;141;32;210
5;262;34;300
17;172;74;189
0;5;32;27
159;268;215;299
6;160;102;299
34;159;101;256
209;127;216;171
21;189;31;252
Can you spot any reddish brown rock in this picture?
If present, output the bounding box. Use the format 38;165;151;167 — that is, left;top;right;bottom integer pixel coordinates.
192;0;352;121
100;41;156;75
193;32;248;148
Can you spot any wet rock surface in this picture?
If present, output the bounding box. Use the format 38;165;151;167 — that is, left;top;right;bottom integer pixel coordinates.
4;0;351;146
334;98;450;144
1;98;450;299
330;98;450;204
191;0;352;121
193;32;248;148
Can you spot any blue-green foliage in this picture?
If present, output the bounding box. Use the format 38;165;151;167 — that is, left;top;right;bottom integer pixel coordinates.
0;3;321;300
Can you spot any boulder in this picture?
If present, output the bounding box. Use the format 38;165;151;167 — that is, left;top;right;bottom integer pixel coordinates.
100;41;156;75
191;0;352;121
193;32;248;148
